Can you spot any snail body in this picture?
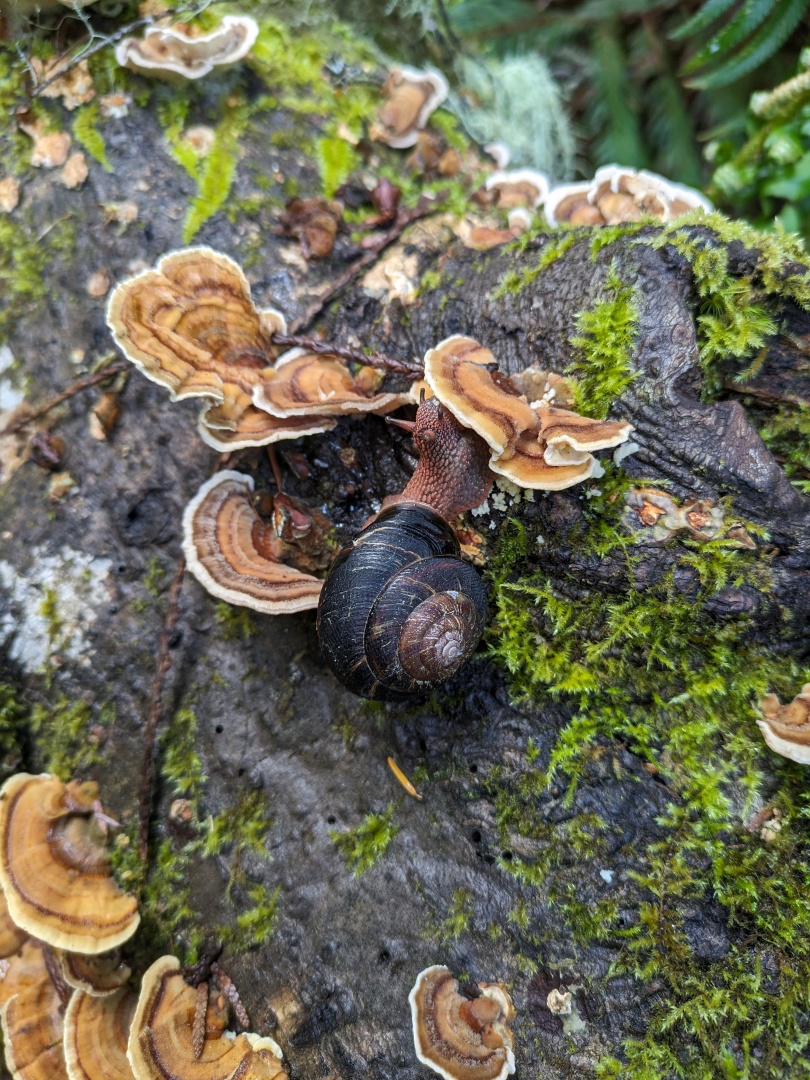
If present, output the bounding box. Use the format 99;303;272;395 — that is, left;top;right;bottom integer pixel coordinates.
317;502;487;700
317;397;493;701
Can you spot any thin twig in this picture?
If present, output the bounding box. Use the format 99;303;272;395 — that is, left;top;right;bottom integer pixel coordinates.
289;196;444;334
137;556;186;863
0;361;128;436
269;332;423;378
212;963;250;1028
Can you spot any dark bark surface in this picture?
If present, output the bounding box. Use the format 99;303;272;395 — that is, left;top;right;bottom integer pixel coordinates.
1;81;808;1080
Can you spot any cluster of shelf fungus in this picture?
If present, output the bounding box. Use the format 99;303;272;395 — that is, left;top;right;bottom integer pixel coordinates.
0;772;518;1080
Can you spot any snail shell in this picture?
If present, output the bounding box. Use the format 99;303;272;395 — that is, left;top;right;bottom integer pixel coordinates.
316;502;487;701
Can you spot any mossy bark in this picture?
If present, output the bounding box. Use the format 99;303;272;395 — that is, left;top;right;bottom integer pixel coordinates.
1;18;809;1080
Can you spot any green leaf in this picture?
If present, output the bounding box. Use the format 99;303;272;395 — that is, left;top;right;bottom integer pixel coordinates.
683;0;780;73
670;0;740;41
687;0;809;88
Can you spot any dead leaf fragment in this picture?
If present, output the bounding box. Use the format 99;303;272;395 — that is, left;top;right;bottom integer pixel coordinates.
31;57;95;110
59;151;89;189
0;177;20;213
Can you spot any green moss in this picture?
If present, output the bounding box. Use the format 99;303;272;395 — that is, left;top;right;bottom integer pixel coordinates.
569;264;640;418
30;697;112;779
437;887;474;941
72;102;112;172
758;402;810;494
214;602;255;641
0;684;25;777
487;465;809;1076
0;218;48;344
492;232;580;299
160;707;205;804
331;803;399;876
182;102;250;244
316;134;360;197
143;557;166;598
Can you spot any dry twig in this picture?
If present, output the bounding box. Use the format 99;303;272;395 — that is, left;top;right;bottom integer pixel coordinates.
0;361;128;437
269;332;422;378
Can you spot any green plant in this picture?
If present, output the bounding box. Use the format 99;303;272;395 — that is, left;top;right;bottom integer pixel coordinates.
331;804;399;875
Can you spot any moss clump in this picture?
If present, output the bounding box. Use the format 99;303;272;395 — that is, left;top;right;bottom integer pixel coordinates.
214;602;255;641
331;803;399;876
488;473;809;1075
436;887;474;941
0;218;48;345
569;264;639;418
492;232;580;299
0;684;25;777
72;102;112;172
30;696;112;779
160;707;205;804
182;101;251;244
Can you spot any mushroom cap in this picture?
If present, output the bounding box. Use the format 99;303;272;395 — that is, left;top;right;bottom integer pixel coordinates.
535;405;632;454
64;986;137;1080
114;16;258;80
484;170;549;209
373;65;449;149
106;247;285;418
409;966;515;1080
489;428;600;490
182;471;323;614
0;891;28;961
758;684;810;765
0;940;68;1080
197;401;337;452
253;348;410;418
56;949;131;998
0;774;139;955
423;336;536;459
127;956;287;1080
544;182;595;227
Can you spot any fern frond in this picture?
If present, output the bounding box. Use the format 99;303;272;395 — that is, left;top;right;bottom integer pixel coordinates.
683;0;780;73
670;0;740;41
687;0;809;88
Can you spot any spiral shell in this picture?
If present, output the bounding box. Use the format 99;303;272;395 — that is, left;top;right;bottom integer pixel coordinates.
316;502;486;700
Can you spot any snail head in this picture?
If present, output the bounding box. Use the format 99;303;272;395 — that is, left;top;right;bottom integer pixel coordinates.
388;393;493;519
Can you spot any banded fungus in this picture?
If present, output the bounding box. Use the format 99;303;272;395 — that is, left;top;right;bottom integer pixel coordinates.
409;965;516;1080
545;165;711;228
114;16;259;80
371;66;449;149
64;986;137;1080
0;774;139;955
483;169;549;210
0;890;28;960
56;948;131;997
0;940;68;1080
127;955;288;1080
182;471;324;614
758;684;810;765
423;335;631;490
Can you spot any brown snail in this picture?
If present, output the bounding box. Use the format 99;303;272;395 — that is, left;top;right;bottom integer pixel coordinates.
316;394;494;701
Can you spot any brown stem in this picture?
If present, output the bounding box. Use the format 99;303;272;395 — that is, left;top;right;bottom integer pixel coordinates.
0;361;128;436
269;332;423;378
288;196;444;334
137;556;186;863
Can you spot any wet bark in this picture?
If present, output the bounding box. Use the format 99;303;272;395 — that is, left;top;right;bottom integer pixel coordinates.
0;83;808;1080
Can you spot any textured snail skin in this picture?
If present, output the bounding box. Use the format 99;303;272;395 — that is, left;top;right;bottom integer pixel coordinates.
316;502;487;700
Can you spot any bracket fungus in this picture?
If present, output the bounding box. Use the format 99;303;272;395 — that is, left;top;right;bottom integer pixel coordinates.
371;66;449;148
0;891;27;960
483;169;549;209
758;685;810;764
0;940;68;1080
127;955;288;1080
423;335;632;490
106;247;286;426
64;986;137;1080
0;774;139;955
409;965;516;1080
545;164;711;227
622;488;725;543
252;348;410;419
114;16;259;80
182;471;324;614
56;949;131;998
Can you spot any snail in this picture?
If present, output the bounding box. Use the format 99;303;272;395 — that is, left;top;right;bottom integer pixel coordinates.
316;394;494;701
